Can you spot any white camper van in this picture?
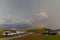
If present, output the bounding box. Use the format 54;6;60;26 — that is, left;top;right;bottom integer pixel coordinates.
3;31;13;36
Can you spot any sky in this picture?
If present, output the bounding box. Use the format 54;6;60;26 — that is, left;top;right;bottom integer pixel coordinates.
0;0;60;29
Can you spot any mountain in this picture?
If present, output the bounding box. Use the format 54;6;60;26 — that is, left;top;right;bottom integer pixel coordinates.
0;23;33;30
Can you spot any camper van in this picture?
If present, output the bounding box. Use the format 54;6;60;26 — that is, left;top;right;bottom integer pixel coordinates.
3;31;13;36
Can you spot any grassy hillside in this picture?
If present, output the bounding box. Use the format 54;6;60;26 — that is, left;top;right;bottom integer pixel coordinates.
4;26;60;40
26;25;45;32
0;29;4;38
10;33;60;40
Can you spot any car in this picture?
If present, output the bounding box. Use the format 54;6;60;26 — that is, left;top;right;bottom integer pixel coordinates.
48;31;57;35
41;31;57;35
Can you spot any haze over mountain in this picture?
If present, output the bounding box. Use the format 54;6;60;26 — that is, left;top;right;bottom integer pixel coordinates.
0;23;33;30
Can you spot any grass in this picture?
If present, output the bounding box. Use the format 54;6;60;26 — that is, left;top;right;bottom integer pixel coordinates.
1;28;60;40
0;29;4;38
46;34;60;40
9;33;60;40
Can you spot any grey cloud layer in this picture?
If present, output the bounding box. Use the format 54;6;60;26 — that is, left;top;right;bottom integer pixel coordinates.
0;0;60;29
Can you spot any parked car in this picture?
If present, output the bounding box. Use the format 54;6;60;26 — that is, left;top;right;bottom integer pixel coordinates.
48;31;57;35
42;31;57;35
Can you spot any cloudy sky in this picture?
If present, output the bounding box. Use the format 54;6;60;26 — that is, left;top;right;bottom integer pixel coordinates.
0;0;60;29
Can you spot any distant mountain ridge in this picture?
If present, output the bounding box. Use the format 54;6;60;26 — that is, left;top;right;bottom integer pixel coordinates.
0;23;33;30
